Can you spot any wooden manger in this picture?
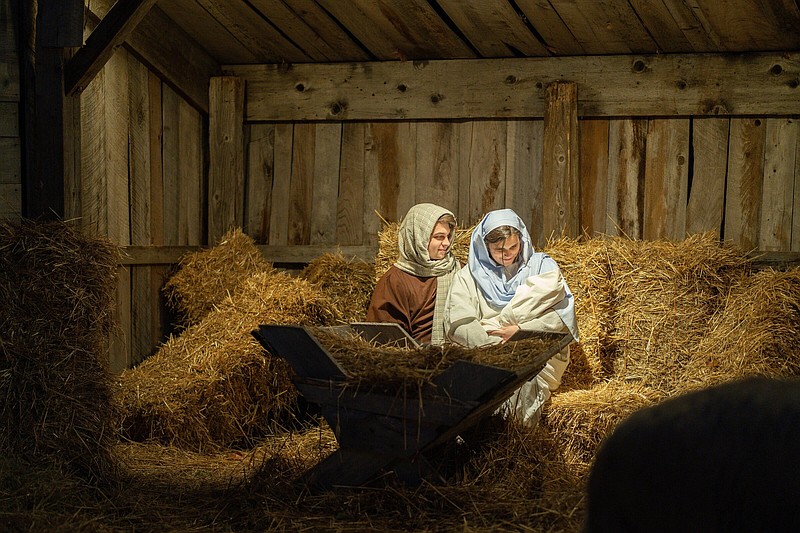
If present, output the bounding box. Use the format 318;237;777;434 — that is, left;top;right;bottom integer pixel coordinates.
252;324;573;491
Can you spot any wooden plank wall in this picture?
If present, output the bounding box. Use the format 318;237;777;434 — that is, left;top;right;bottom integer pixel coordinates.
244;116;800;251
0;0;21;220
72;47;204;372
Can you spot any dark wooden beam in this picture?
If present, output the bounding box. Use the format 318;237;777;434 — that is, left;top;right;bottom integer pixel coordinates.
25;0;83;220
64;0;158;97
37;0;83;47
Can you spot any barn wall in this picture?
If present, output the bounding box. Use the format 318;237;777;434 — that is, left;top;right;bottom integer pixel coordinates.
243;117;800;251
0;0;21;221
71;47;205;372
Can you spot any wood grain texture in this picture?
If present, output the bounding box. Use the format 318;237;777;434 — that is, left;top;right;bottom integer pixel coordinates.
208;76;244;244
643;119;689;240
686;118;729;235
725;118;766;251
465;120;506;226
542;82;580;240
337;122;366;245
415;122;460;219
245;123;275;243
759;117;798;251
230;53;800;121
606;119;647;238
268;123;293;245
310;122;342;245
579;119;610;237
505;119;544;246
288;123;315;245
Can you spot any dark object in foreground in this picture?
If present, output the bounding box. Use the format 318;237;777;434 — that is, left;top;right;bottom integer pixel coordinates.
253;324;572;491
583;376;800;533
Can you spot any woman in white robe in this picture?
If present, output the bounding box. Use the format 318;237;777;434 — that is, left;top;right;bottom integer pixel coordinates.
444;209;579;426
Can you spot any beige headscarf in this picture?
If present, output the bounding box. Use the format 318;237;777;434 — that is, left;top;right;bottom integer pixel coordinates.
395;203;460;345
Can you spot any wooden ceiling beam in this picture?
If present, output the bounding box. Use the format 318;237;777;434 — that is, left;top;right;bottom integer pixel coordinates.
64;0;159;97
228;52;800;121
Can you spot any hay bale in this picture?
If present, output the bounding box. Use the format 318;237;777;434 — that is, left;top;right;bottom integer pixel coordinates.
116;271;337;451
162;228;273;327
0;220;118;481
300;253;376;323
545;237;615;388
605;233;749;393
680;267;800;391
543;380;662;477
374;220;473;280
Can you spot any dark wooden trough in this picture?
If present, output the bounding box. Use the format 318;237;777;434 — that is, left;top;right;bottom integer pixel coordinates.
252;324;572;491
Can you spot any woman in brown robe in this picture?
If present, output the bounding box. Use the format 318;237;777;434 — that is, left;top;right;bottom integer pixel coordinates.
366;203;459;345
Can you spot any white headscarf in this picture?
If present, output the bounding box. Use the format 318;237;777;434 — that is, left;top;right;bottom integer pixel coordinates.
395;203;460;345
468;209;579;341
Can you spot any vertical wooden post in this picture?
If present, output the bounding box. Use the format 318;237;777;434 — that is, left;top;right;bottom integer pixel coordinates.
208;76;244;244
25;0;83;219
542;81;580;239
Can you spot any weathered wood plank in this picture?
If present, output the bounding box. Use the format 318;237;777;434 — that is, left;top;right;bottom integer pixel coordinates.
415;122;460;218
515;0;584;55
65;0;159;96
364;122;405;226
0;137;20;184
548;0;657;54
110;266;132;373
128;56;154;367
396;122;418;218
465;121;506;225
195;0;309;63
161;85;181;246
337;122;366;246
268;124;293;245
119;244;377;265
229;53;800;121
542;82;580;239
606;119;647;238
208;76;244;244
0;0;20;101
178;98;202;246
248;0;368;62
436;0;548;56
579;119;610;237
0;102;18;137
689;0;800;52
795;127;800;253
724;118;766;251
158;0;258;63
759;117;798;251
315;0;474;60
643;119;689;240
627;0;696;52
686;118;729;235
310;123;342;245
456;122;474;225
506;120;543;245
289;123;315;245
0;183;21;220
246;123;275;243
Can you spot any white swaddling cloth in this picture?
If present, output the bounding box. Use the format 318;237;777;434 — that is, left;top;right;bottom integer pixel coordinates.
480;268;566;332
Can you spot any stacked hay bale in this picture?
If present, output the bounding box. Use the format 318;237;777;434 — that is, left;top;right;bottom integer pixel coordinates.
544;237;614;389
300;253;376;323
0;220;119;481
162;228;274;327
603;233;749;393
117;268;337;452
679;267;800;391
